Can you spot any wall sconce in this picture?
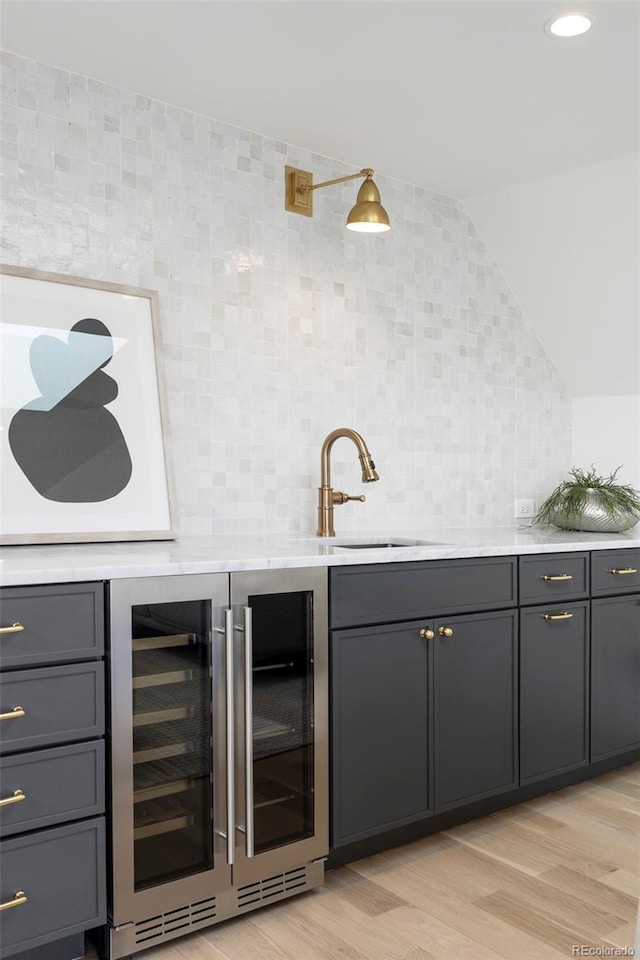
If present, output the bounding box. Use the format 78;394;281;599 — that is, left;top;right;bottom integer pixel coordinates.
285;166;391;233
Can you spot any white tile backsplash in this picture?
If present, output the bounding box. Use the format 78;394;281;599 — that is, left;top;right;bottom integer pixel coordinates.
0;50;571;536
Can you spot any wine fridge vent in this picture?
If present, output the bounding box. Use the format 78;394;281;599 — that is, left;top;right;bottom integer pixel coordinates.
134;897;217;945
236;865;309;909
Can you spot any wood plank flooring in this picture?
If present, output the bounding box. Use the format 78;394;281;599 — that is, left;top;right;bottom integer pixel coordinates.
96;763;640;960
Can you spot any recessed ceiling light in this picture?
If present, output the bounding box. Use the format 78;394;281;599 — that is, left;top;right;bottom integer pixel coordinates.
545;12;595;37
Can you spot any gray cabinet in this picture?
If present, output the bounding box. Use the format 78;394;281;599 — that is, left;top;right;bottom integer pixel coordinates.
0;741;105;837
520;602;589;783
591;594;640;760
329;558;518;845
0;662;104;754
0;583;106;960
329;557;517;628
519;552;589;604
0;583;103;669
0;818;105;957
330;546;640;863
331;620;432;847
591;549;640;596
433;610;518;810
590;550;640;761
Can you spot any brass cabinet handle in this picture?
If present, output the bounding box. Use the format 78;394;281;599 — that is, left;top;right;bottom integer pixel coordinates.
0;891;27;912
540;574;573;582
543;612;574;622
0;623;24;635
438;626;454;638
0;706;25;722
419;628;435;640
610;567;638;575
0;789;26;808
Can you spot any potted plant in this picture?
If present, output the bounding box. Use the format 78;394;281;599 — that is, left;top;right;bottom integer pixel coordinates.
534;466;640;533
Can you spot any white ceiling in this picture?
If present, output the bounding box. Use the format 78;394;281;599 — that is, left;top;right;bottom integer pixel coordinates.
1;0;638;198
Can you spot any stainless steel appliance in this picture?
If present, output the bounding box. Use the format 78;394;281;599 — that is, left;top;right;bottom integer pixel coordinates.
105;569;328;959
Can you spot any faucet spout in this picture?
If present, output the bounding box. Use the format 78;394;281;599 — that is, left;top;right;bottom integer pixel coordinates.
317;428;380;537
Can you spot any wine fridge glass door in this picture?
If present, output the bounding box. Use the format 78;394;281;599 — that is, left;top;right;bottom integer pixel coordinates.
131;598;213;890
109;573;231;926
248;589;315;856
230;568;328;884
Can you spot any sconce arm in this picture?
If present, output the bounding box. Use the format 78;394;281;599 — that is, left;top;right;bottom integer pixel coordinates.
304;169;374;193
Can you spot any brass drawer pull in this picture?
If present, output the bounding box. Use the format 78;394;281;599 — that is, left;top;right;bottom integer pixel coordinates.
0;891;27;912
438;626;454;638
543;612;574;622
0;706;25;722
0;623;24;635
610;567;638;575
0;789;26;808
540;574;573;582
419;628;435;640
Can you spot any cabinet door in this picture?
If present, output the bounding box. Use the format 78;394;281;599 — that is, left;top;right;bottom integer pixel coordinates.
434;610;517;812
331;620;432;847
591;595;640;761
520;602;589;784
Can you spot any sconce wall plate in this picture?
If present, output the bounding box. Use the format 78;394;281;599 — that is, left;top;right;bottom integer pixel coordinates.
285;166;314;217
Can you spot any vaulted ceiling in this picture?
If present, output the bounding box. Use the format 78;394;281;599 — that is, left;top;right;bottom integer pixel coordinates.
2;0;638;197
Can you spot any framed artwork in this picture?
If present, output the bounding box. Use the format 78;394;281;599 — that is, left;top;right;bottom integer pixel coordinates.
0;265;177;544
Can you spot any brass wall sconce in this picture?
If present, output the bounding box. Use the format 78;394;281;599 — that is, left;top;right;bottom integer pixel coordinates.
285;166;390;233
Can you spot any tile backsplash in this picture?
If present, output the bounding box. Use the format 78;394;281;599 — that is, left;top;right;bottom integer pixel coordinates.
0;51;570;536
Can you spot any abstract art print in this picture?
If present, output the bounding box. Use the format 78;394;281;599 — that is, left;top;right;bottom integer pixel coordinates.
0;266;177;543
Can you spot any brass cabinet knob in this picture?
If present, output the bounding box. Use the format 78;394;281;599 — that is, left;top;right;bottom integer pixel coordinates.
0;623;24;635
610;567;638;575
540;574;573;582
543;612;574;622
438;626;454;638
419;628;435;640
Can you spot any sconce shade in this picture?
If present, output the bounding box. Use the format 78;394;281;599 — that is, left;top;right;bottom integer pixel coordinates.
346;177;390;233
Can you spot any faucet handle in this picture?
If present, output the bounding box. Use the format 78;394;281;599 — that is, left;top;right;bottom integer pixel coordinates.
333;491;366;505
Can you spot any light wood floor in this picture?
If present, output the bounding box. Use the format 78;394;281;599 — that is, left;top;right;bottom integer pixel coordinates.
104;763;640;960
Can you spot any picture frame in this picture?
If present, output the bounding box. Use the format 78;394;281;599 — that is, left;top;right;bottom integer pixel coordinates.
0;265;177;544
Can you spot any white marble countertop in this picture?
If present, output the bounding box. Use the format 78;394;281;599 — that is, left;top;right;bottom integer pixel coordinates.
1;524;639;586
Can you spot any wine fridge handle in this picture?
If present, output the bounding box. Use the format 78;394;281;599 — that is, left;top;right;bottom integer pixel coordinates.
244;605;254;859
224;608;235;866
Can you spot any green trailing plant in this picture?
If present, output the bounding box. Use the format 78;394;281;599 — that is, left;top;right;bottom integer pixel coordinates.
534;466;640;527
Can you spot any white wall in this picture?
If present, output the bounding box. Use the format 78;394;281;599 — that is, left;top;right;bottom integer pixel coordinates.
465;153;640;490
0;52;571;536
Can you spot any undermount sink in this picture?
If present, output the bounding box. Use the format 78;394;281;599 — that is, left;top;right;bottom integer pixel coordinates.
331;538;444;549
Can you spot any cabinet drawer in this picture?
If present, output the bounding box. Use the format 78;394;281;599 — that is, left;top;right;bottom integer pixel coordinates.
0;740;105;837
519;553;589;604
0;817;106;957
591;549;640;596
0;662;104;755
0;583;104;669
330;557;517;628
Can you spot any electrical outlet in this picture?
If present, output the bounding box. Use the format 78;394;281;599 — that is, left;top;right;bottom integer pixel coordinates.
514;499;535;519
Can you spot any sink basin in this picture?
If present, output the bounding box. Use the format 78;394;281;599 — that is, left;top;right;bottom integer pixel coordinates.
331;538;444;550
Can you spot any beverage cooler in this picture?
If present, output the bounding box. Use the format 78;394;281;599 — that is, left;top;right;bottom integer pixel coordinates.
105;569;328;959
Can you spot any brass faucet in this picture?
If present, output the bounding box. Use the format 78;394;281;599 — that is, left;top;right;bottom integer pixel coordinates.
317;428;380;537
